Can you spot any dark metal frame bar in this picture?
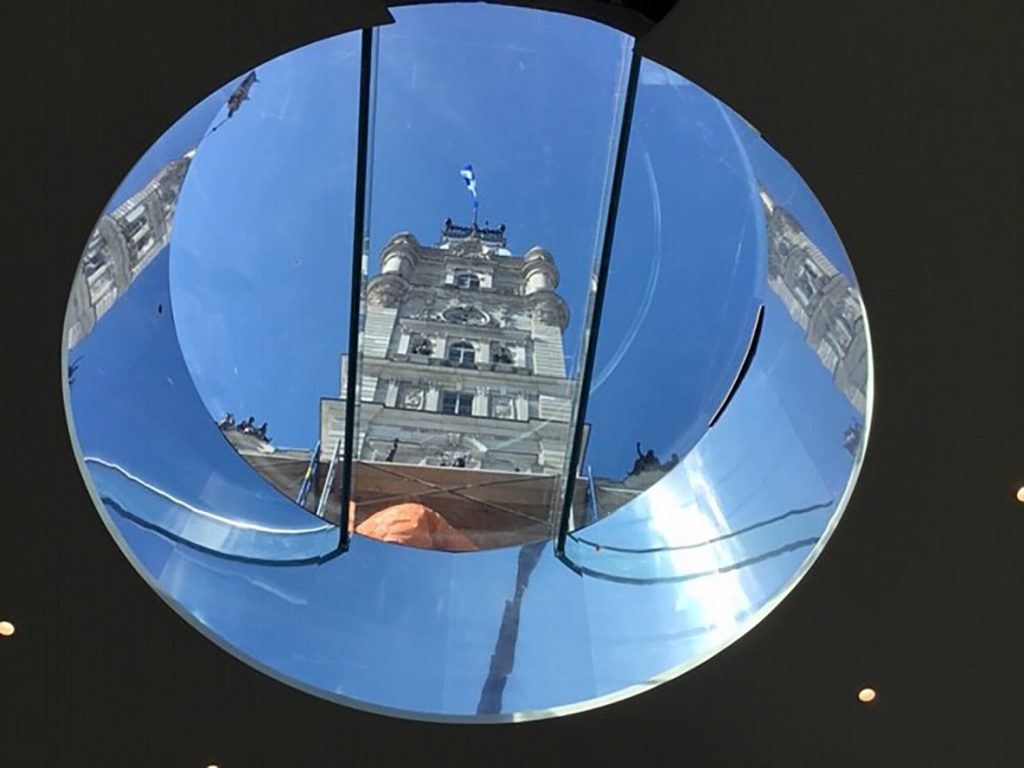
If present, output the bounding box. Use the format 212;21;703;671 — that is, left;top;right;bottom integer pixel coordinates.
555;49;643;556
337;27;377;553
707;302;764;428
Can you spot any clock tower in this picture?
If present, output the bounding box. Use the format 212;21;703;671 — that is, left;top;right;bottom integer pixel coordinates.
319;219;580;546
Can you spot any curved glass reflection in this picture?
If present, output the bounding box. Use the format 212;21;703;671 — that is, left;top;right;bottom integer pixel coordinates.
63;2;872;721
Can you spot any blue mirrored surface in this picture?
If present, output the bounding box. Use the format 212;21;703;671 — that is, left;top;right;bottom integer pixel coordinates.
63;2;872;721
581;59;766;494
166;33;363;522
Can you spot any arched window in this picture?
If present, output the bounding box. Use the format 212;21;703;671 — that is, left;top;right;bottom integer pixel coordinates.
448;341;476;366
455;271;480;290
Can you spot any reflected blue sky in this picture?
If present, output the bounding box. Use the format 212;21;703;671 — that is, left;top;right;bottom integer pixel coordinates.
366;4;629;348
103;80;237;216
70;247;337;550
170;32;362;453
585;60;765;476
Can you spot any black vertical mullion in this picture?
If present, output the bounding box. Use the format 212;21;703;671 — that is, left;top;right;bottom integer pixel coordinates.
556;49;643;556
337;27;376;553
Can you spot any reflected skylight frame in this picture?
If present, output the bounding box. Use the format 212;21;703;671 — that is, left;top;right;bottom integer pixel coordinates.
554;48;643;555
336;27;381;552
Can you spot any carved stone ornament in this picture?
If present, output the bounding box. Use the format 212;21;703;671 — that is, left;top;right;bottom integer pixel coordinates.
402;387;425;409
409;336;434;356
492;395;515;419
366;275;408;307
530;296;569;329
443;305;488;326
454;239;485;258
411;307;444;322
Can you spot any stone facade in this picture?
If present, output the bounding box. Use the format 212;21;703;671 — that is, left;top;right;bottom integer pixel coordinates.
320;220;575;476
760;189;868;415
66;151;194;348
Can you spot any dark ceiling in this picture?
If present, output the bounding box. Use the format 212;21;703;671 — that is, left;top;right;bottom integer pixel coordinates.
2;0;1021;765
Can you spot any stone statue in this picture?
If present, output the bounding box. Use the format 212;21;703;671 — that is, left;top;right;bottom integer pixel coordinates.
630;442;662;476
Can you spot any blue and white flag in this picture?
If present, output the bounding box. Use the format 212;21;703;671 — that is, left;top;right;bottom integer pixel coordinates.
460;164;478;208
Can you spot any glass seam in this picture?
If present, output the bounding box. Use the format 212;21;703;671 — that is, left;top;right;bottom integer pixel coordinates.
555;48;643;556
337;26;377;552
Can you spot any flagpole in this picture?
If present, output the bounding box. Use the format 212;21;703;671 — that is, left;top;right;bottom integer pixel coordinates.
461;164;479;231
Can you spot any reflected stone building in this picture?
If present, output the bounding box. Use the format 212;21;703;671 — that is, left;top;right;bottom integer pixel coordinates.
760;188;868;415
320;220;574;472
589;188;871;521
66;151;194;348
307;221;582;547
223;219;585;549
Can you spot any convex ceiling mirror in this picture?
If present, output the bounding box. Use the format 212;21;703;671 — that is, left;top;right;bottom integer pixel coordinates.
63;1;872;722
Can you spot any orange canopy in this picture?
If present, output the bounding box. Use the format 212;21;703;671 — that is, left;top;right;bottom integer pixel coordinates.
354;503;477;551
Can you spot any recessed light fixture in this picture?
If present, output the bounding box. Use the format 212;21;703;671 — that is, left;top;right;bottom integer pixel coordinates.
0;621;15;637
1016;486;1024;503
857;687;876;703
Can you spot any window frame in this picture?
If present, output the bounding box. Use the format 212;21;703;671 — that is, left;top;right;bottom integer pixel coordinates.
454;271;481;291
441;390;474;416
447;340;476;366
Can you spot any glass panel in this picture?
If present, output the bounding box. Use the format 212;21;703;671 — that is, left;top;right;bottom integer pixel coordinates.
346;2;632;550
166;34;363;530
65;69;343;561
573;59;766;526
561;60;871;585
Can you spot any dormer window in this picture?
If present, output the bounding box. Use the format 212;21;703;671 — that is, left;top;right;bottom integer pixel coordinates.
455;271;480;290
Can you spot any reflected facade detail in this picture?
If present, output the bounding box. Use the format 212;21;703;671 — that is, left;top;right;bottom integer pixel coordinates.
66;152;194;347
761;189;868;415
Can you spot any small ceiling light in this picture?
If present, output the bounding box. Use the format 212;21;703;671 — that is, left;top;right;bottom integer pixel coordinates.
1016;486;1024;503
0;621;15;637
857;687;876;703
